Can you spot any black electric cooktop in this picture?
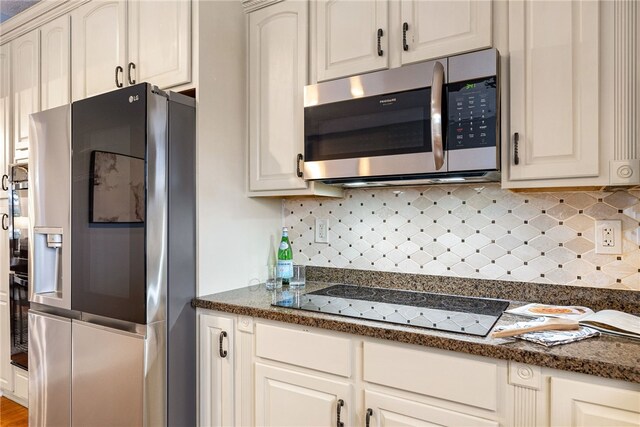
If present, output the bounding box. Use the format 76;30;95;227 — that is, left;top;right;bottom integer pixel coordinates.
272;285;509;337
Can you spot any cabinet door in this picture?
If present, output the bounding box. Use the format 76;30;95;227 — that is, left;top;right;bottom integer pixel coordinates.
316;0;388;81
255;363;353;426
128;0;191;89
0;202;11;391
71;0;127;101
248;1;309;192
365;390;498;427
0;44;10;181
12;29;39;162
400;0;491;65
40;15;71;110
199;314;234;427
507;0;599;181
550;377;640;426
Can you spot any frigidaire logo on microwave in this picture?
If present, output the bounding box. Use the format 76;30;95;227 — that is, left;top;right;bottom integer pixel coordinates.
379;98;397;105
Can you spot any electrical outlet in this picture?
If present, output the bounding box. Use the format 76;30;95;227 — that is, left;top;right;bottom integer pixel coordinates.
315;218;329;243
595;220;622;254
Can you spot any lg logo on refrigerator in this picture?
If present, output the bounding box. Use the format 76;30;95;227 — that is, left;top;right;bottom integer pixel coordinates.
129;95;140;103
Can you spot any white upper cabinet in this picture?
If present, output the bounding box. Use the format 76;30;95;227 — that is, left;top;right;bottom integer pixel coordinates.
128;0;191;89
506;0;599;182
71;0;127;101
248;1;310;192
400;0;492;66
11;29;39;162
0;44;10;178
316;0;389;81
40;15;70;110
247;1;342;197
314;0;492;82
72;0;192;101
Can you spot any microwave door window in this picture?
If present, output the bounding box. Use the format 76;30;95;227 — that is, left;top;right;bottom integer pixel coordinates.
305;87;431;162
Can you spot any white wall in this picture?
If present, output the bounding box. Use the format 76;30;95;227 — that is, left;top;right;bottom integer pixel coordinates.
197;1;281;296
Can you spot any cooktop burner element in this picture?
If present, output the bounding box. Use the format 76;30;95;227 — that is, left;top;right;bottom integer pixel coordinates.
272;285;509;337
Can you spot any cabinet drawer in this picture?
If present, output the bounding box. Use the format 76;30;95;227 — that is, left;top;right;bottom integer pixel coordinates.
363;341;497;411
256;323;352;377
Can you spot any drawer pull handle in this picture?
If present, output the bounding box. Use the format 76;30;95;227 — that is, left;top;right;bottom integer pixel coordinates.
365;408;373;427
1;174;8;191
402;22;409;51
377;28;384;56
337;399;344;427
219;331;228;358
1;214;8;231
513;132;520;165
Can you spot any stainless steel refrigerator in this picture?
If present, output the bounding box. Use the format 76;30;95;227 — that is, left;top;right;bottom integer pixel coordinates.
28;84;196;427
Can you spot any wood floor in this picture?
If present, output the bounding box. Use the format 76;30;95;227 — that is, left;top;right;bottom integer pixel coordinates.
0;397;28;427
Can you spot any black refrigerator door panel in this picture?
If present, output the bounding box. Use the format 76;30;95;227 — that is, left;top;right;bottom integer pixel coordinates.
71;84;148;324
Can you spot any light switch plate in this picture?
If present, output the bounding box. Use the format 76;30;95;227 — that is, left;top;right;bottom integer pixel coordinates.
594;220;622;255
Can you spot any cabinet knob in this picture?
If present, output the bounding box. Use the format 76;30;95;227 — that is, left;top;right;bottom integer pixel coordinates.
365;408;373;427
336;399;344;427
128;62;136;85
296;153;304;178
219;331;228;358
115;66;124;88
513;132;520;165
402;22;409;51
377;28;384;57
1;174;8;191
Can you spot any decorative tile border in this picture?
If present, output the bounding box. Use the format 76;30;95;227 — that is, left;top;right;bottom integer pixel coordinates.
284;184;640;291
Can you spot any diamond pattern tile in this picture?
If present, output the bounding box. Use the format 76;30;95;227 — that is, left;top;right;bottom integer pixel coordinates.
284;185;640;290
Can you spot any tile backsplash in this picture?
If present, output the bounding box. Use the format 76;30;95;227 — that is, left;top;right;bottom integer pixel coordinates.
284;184;640;291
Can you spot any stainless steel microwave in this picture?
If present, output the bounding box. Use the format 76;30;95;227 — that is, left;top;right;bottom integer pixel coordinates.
303;48;500;185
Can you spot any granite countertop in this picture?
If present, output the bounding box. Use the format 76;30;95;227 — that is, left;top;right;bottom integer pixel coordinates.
193;280;640;384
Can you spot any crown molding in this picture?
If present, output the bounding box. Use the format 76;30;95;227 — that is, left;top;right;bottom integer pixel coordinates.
242;0;283;14
0;0;89;44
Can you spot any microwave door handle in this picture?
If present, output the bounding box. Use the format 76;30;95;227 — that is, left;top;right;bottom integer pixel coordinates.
431;61;445;171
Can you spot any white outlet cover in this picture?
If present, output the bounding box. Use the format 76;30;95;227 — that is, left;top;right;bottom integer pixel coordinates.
315;218;329;243
594;220;622;255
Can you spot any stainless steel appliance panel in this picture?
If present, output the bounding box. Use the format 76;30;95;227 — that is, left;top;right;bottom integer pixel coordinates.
29;105;71;310
146;85;168;326
166;92;197;427
304;58;447;107
71;320;144;427
28;311;71;427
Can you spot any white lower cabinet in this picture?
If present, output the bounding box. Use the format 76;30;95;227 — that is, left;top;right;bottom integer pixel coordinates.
198;310;640;427
365;390;498;427
255;363;353;426
550;377;640;427
199;313;235;427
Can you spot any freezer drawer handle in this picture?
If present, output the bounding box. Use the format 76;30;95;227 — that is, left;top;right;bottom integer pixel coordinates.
336;399;345;427
365;408;373;427
219;331;228;358
1;214;7;230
